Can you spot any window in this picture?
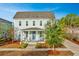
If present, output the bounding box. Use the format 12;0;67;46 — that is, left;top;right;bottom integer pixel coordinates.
26;21;28;26
18;34;21;40
19;21;21;26
47;21;49;25
33;21;35;26
40;21;42;26
39;31;42;37
26;31;28;38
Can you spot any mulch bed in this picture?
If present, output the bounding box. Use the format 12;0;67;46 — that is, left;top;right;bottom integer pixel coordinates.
55;44;66;48
48;50;73;56
68;39;79;45
0;50;73;56
36;43;66;48
0;41;20;48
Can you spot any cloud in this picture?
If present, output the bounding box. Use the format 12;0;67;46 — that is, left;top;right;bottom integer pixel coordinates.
0;7;33;13
49;7;60;11
0;4;61;21
0;3;35;13
0;5;34;22
55;12;67;19
42;7;60;12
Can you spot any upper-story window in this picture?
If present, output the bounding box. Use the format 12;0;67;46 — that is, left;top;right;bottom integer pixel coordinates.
47;21;49;25
40;21;42;26
26;21;28;26
19;21;21;26
33;21;35;26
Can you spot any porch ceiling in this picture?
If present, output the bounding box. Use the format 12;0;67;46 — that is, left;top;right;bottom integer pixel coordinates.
22;27;43;31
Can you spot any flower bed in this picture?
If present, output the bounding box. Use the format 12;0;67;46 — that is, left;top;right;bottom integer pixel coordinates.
0;39;5;46
35;43;66;48
0;41;20;48
19;42;28;48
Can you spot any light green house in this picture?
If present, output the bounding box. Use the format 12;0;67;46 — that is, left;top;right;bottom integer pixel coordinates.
0;18;12;38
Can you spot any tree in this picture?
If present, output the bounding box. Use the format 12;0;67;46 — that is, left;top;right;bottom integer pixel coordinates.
59;14;78;27
7;26;14;42
59;14;79;40
45;19;65;54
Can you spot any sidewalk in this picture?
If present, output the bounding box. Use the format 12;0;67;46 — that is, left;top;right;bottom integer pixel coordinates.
0;48;69;51
63;39;79;56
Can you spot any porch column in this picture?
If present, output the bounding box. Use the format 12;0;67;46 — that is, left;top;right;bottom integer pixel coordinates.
28;31;30;41
35;31;37;41
20;31;24;41
36;31;39;41
19;30;23;45
43;32;45;42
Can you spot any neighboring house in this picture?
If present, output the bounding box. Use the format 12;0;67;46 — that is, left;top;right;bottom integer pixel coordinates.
0;18;12;38
13;12;54;42
66;27;79;41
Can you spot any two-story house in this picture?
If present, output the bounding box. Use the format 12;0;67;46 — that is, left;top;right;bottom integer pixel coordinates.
13;12;54;42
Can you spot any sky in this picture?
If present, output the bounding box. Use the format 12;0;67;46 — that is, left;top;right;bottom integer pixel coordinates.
0;3;79;22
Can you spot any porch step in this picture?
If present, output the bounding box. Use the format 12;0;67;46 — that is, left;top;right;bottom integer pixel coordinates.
28;42;36;45
26;44;35;49
28;41;45;45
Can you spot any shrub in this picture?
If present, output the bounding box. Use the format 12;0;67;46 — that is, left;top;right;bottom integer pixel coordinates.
19;42;28;48
64;33;73;40
0;39;5;45
71;34;79;41
0;39;5;43
35;43;49;48
64;33;79;41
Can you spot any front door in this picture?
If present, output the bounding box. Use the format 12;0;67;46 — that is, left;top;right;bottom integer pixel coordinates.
31;31;36;41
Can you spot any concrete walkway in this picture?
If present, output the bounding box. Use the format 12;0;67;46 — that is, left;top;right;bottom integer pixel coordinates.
0;42;69;51
0;48;69;51
63;39;79;56
26;44;35;49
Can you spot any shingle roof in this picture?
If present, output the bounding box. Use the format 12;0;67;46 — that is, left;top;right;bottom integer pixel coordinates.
0;18;12;24
13;12;54;19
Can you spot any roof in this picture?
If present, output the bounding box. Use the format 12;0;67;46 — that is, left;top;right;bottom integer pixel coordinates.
0;18;12;24
23;27;43;31
13;12;54;19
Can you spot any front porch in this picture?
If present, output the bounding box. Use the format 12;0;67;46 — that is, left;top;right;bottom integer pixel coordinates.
20;28;45;42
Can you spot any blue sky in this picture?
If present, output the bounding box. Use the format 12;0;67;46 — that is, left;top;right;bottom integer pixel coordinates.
0;3;79;22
